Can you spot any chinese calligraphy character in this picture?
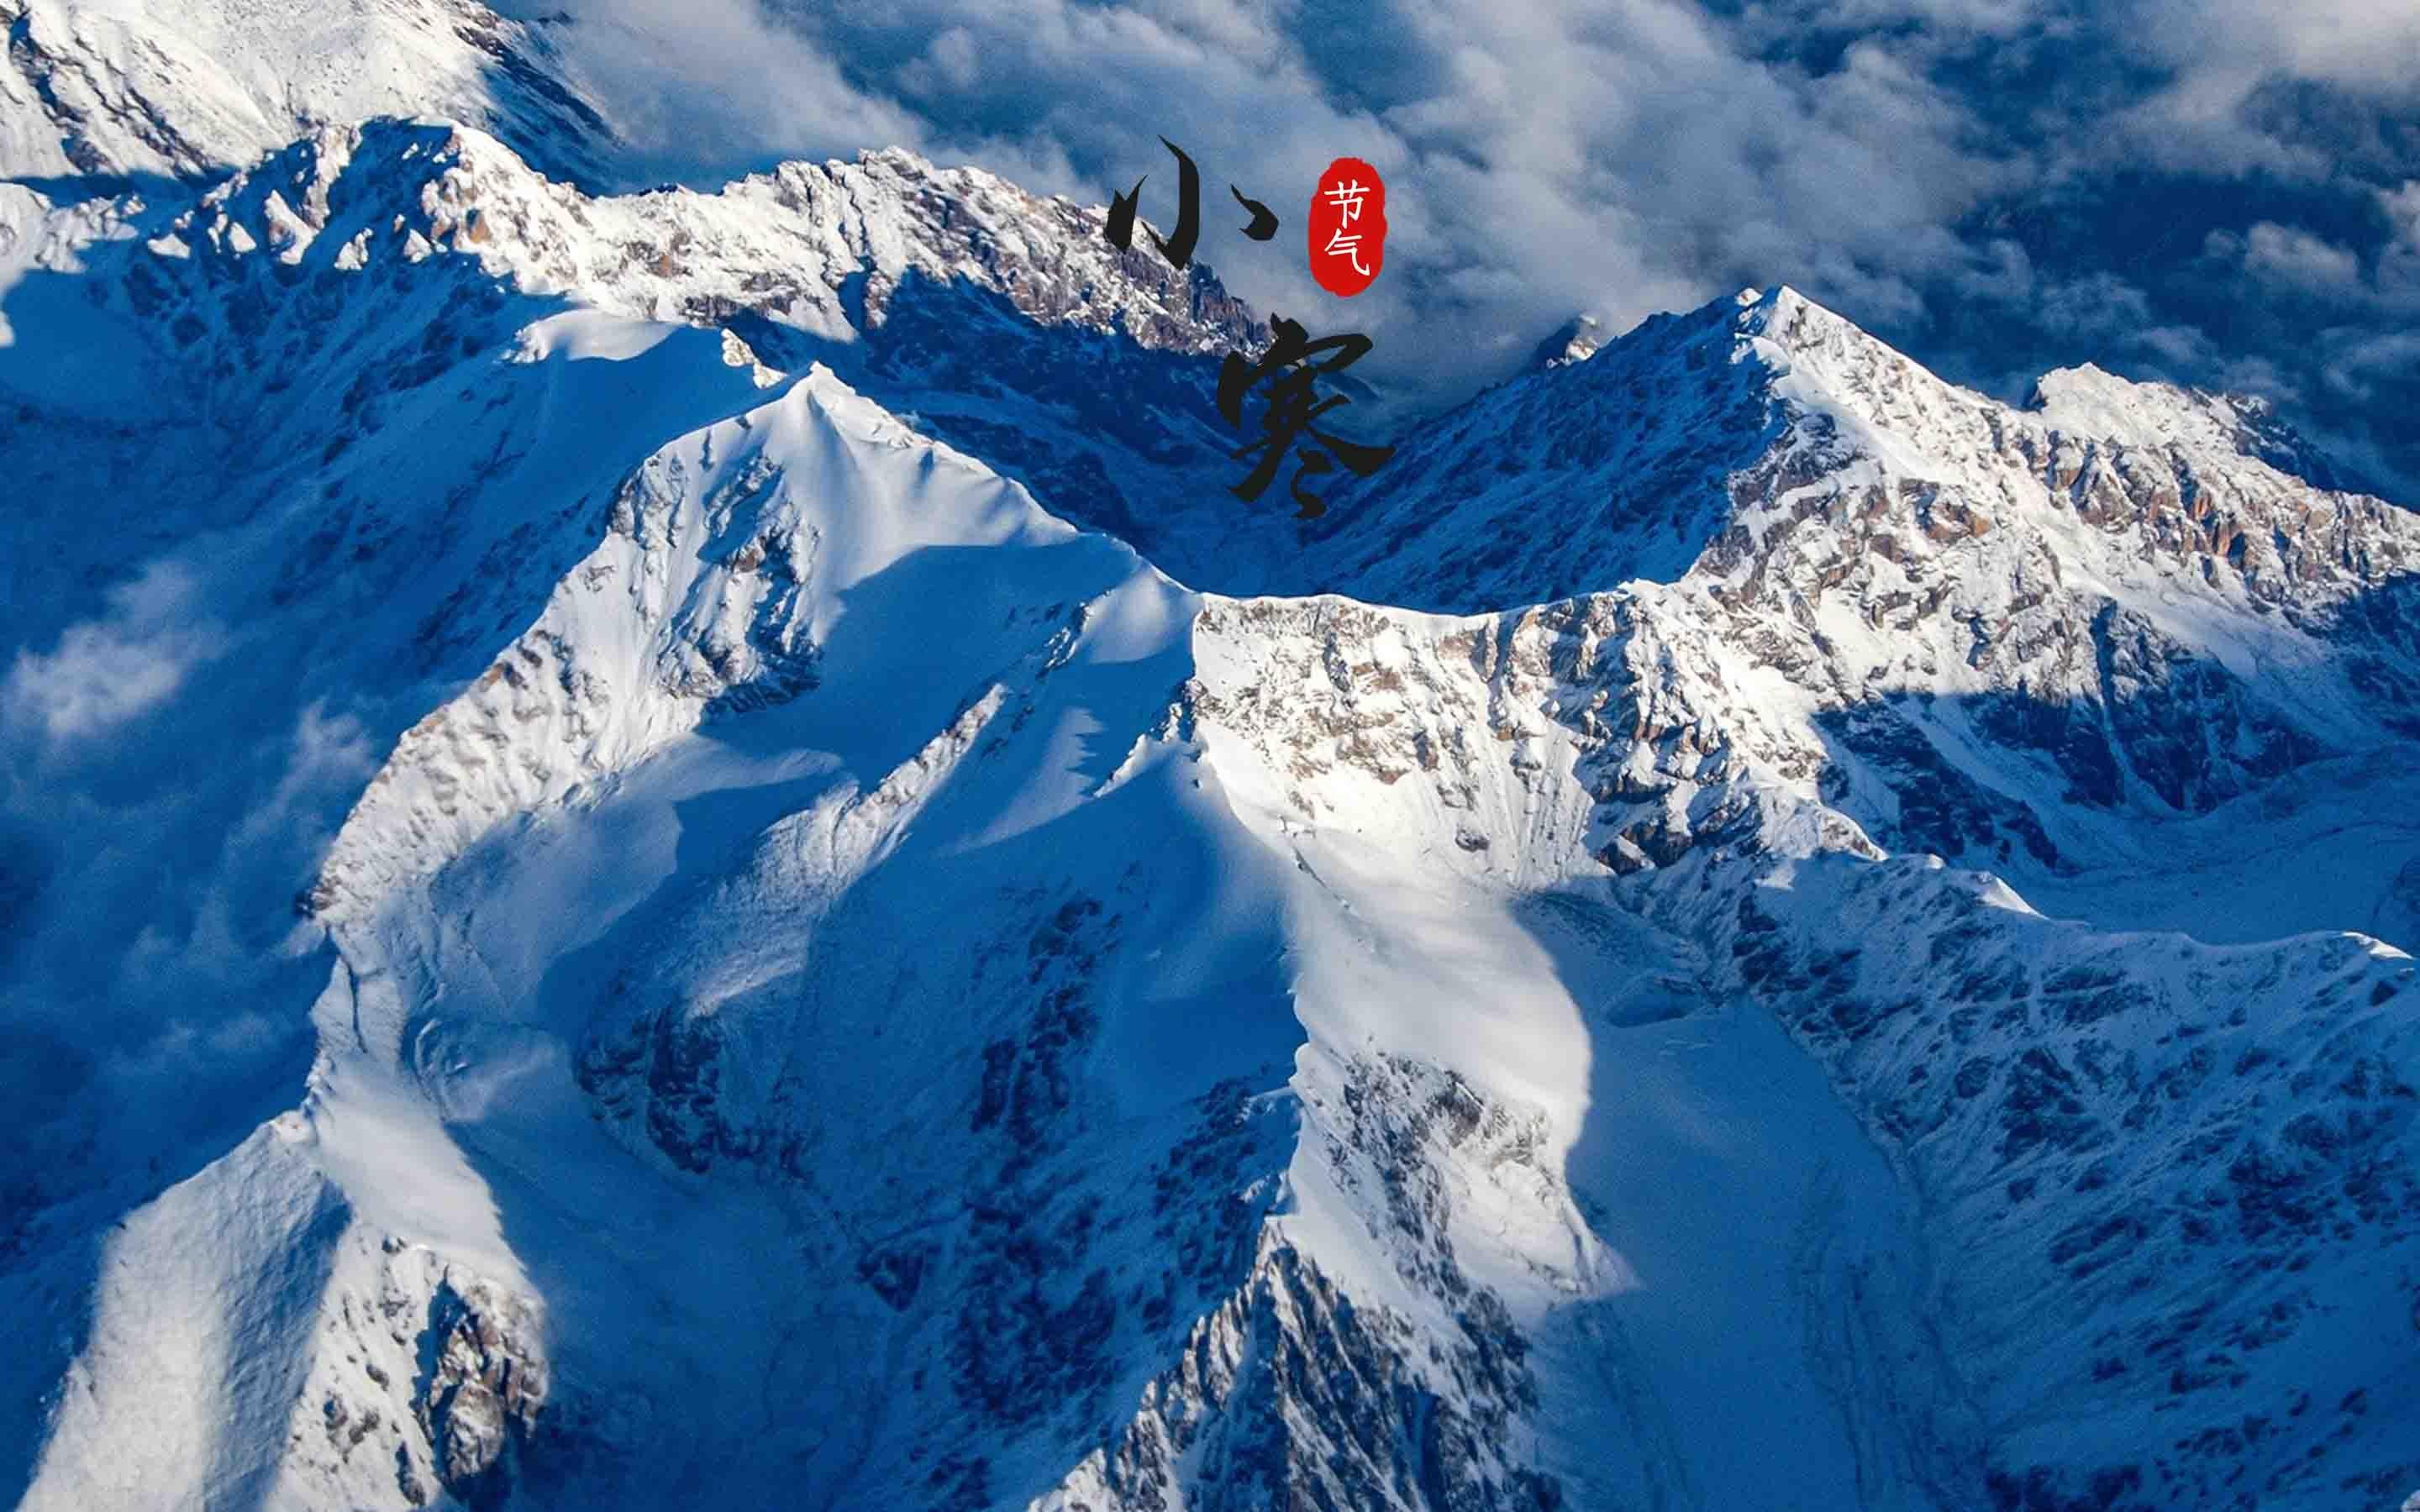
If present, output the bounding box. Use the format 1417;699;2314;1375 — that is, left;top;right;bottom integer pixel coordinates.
1307;156;1386;297
1103;137;1279;271
1232;185;1278;241
1323;180;1370;274
1217;315;1396;519
1100;138;1395;518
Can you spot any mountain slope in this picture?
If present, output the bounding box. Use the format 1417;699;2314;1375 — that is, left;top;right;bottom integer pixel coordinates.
0;0;618;186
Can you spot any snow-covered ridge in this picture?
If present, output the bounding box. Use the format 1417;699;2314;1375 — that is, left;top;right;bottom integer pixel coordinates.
308;359;1100;921
1292;280;2420;875
0;0;616;186
1318;281;2417;615
110;114;1262;365
2027;362;2381;495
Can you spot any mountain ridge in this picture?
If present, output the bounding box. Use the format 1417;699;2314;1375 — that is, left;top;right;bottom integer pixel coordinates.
3;13;2418;1509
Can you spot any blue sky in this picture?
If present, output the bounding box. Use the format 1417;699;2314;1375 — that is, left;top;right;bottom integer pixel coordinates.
488;0;2420;495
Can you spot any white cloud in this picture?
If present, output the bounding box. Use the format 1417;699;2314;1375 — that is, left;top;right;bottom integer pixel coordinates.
506;0;940;176
2135;323;2212;368
2378;181;2420;296
2134;0;2420;99
4;562;227;743
2241;221;2362;291
1956;239;2035;302
2383;181;2420;248
2323;328;2420;402
2036;271;2154;339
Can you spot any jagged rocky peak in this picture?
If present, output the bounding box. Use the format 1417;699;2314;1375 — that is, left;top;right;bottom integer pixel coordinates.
1525;311;1603;369
2025;360;2290;461
744;143;1267;355
2027;362;2386;497
1312;270;2420;846
1697;284;2417;627
129;116;1264;366
1298;282;1902;610
1728;282;2012;447
1737;290;2392;511
1719;281;1853;347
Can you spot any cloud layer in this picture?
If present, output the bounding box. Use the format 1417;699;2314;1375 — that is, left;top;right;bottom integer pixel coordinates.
520;0;2420;491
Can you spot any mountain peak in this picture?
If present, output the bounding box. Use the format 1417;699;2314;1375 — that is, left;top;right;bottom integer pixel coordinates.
2026;363;2387;498
1733;282;1876;354
1526;312;1605;370
143;115;1263;367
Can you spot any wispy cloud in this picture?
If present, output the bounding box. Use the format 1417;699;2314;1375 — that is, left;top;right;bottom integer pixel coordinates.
3;608;370;1252
5;562;226;743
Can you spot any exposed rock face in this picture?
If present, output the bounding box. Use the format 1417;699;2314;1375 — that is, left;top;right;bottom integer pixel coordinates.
413;1275;544;1505
1705;861;2418;1507
7;13;2420;1511
1044;1236;1560;1512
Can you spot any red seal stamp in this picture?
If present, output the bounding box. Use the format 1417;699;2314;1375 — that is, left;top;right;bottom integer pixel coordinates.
1307;157;1385;297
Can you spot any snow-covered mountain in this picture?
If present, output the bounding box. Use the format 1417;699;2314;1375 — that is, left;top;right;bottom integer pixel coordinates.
0;0;618;187
4;7;2418;1509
